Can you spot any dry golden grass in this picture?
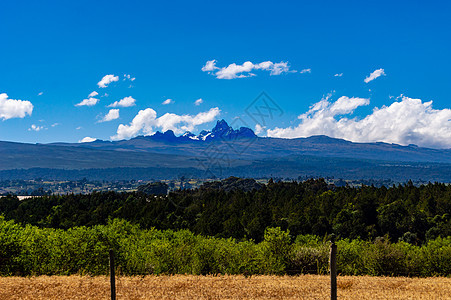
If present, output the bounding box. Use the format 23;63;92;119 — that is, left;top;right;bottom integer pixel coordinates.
0;275;449;300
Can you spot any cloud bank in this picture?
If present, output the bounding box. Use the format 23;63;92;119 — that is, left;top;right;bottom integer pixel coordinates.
364;68;386;83
97;74;119;88
112;107;220;140
267;95;451;149
202;60;295;79
79;137;97;143
108;96;136;108
0;93;33;120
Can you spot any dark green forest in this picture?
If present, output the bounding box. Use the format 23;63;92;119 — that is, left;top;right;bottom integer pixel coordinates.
1;178;450;244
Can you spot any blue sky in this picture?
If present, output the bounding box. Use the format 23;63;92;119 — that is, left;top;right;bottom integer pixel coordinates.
1;0;450;148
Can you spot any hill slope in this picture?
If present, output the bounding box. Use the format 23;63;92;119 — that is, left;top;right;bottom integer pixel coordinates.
1;120;450;181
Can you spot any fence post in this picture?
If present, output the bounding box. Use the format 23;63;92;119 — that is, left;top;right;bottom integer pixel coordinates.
329;236;337;300
109;249;116;300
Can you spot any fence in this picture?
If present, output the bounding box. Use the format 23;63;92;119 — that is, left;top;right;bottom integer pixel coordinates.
107;240;339;300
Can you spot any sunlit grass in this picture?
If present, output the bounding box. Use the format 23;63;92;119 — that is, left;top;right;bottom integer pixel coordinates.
0;275;449;299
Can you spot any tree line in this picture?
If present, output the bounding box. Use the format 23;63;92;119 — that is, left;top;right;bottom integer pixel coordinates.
0;178;449;244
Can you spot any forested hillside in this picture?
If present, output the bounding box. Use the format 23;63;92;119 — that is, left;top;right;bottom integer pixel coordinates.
1;178;449;244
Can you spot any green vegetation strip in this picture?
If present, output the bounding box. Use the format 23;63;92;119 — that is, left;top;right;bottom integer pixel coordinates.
1;179;450;245
0;217;449;277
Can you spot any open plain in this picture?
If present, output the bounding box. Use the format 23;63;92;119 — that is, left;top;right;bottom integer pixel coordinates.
0;275;450;299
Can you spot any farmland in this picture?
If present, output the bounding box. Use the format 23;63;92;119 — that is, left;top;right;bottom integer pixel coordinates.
0;275;449;299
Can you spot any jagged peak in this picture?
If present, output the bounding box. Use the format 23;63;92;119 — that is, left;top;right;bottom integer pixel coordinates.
134;119;257;142
212;119;232;134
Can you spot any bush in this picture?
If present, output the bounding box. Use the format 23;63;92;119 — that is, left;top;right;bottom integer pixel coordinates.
0;218;449;277
259;227;292;274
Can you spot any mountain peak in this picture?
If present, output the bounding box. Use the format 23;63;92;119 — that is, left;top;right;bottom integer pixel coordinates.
212;119;232;135
150;130;178;141
135;119;256;142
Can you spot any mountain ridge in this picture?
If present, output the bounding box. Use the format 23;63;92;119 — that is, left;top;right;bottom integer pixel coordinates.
1;119;451;181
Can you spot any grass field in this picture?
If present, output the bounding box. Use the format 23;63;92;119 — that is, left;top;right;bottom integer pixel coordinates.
0;275;450;299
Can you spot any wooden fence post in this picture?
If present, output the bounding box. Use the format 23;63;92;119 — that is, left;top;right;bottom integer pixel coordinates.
330;237;337;300
109;249;116;300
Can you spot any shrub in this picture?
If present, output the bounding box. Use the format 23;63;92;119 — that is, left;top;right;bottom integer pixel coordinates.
259;227;292;274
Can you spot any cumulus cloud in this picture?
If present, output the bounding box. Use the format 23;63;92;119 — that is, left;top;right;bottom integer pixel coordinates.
75;98;99;107
97;74;119;88
267;95;451;149
194;98;203;106
202;60;219;72
79;137;97;143
100;109;120;122
162;99;173;105
28;124;46;131
255;124;266;135
108;96;136;108
112;107;221;140
203;60;295;79
364;68;386;83
88;91;98;98
0;93;33;120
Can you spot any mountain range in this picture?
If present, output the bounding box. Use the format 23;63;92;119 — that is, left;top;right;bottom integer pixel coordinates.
1;120;450;181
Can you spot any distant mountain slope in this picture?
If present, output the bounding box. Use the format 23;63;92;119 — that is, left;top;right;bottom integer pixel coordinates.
2;120;451;181
52;119;451;163
0;140;250;170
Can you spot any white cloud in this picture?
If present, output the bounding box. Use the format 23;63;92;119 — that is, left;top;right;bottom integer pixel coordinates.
0;93;33;120
267;95;451;149
255;124;266;135
334;73;343;77
264;62;292;75
300;68;311;74
214;61;255;79
100;109;120;122
162;99;173;105
28;124;46;131
76;126;82;130
79;137;97;143
88;91;99;98
202;60;219;72
51;123;60;127
364;68;386;83
97;74;119;88
112;107;221;140
108;96;136;108
124;74;136;81
38;92;44;96
203;60;295;79
194;98;203;106
75;98;99;107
